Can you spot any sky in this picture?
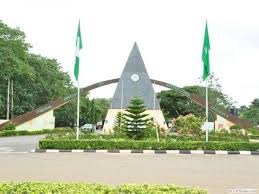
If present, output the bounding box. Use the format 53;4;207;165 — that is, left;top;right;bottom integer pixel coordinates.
0;0;259;107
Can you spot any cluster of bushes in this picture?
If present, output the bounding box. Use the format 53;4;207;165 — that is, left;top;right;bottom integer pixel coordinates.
45;127;250;143
43;126;252;143
248;128;259;139
208;129;249;142
45;132;117;140
0;182;207;194
173;114;203;138
0;128;74;137
249;135;259;140
39;139;259;151
2;122;16;131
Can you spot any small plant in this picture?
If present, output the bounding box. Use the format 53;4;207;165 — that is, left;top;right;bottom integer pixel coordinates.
3;122;16;131
144;120;157;139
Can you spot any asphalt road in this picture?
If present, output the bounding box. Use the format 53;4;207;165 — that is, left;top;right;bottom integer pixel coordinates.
0;153;258;194
0;135;258;193
0;135;45;152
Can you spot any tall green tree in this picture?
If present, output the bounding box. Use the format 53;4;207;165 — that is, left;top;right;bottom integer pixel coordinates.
157;74;234;121
94;98;111;121
0;20;32;80
239;98;259;126
55;97;111;128
124;97;150;139
0;20;74;119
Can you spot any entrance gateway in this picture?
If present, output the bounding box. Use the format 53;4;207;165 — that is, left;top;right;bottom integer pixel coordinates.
103;42;168;132
0;44;252;131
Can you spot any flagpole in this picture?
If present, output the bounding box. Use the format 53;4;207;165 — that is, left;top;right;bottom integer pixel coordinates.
74;20;82;140
6;78;10;120
202;21;210;142
205;78;208;142
11;79;14;119
76;80;80;140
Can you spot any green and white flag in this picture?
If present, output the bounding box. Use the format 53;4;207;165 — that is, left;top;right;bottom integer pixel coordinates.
74;21;83;81
202;22;210;81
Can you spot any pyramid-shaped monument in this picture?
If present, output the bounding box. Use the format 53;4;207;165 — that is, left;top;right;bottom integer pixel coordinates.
111;42;160;109
103;42;167;132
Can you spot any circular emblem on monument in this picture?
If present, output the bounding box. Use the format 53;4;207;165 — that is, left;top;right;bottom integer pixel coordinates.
131;74;140;82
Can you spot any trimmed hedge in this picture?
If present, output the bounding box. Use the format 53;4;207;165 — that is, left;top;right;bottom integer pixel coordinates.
249;135;259;140
0;128;74;137
0;130;45;137
0;182;208;194
39;139;259;151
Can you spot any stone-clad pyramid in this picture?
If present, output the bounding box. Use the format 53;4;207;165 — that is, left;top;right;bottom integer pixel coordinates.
111;42;160;110
103;42;167;132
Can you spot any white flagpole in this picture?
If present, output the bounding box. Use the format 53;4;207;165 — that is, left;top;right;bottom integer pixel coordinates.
11;79;14;119
6;78;10;120
76;80;80;140
205;79;209;142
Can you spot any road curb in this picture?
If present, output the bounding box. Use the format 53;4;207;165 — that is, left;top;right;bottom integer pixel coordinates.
31;149;259;155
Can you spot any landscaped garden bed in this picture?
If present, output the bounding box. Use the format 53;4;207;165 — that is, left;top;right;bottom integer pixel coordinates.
0;182;208;194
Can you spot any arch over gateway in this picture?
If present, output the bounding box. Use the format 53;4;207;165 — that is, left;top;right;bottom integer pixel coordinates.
0;78;252;130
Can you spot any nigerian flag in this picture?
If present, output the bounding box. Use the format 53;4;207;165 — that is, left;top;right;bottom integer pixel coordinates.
74;21;83;81
202;22;210;81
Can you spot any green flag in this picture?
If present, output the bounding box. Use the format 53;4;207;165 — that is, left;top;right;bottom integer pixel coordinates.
74;21;83;81
202;22;210;81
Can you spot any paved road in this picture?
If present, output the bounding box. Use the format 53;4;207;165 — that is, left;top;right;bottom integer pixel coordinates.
0;135;45;152
0;153;258;194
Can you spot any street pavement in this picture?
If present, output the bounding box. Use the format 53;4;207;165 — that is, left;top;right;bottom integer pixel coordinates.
0;135;45;152
0;135;258;194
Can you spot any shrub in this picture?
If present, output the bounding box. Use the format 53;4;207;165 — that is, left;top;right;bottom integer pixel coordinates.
1;130;28;136
3;122;16;131
229;124;242;130
0;128;74;137
0;182;208;194
208;130;249;142
249;135;259;140
174;114;203;138
249;127;259;135
39;139;259;151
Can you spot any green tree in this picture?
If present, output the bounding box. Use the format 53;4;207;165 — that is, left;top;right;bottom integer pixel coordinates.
94;98;111;121
0;21;74;119
55;97;111;128
0;20;32;118
124;97;150;139
54;100;77;128
239;98;259;126
157;73;234;122
0;20;32;80
113;112;126;135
